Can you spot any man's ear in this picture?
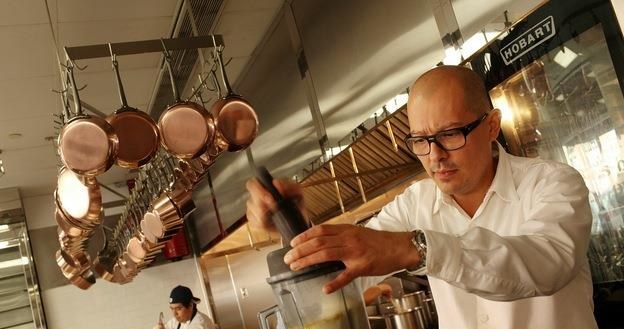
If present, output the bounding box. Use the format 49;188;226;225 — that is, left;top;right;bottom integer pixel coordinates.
488;109;502;141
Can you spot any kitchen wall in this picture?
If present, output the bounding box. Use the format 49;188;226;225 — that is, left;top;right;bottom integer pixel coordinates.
22;194;212;329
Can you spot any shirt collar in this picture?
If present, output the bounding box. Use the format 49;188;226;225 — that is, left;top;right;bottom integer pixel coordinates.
488;142;519;203
432;142;519;213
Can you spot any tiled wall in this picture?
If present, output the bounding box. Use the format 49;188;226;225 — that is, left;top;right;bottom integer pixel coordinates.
41;257;212;329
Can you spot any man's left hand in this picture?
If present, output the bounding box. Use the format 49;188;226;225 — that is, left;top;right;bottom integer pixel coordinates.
283;224;421;293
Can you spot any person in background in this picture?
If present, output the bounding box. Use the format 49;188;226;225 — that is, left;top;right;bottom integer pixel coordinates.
245;65;597;328
154;285;216;329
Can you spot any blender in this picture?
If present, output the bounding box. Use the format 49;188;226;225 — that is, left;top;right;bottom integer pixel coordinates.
257;167;370;329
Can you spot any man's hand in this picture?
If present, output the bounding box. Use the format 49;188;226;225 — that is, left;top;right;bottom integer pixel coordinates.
283;224;421;294
245;178;304;232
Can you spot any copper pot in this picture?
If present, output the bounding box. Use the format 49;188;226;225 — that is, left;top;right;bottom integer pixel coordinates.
106;49;160;169
69;269;96;290
158;45;215;159
211;47;258;152
55;167;101;229
58;64;118;176
56;248;90;280
55;206;90;239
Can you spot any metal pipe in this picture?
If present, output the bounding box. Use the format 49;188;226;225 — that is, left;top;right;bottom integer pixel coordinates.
348;147;367;203
328;160;345;213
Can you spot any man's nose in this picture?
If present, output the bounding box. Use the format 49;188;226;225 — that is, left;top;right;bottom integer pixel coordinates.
429;141;448;162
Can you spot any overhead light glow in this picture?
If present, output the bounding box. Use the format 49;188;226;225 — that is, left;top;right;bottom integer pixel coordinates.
57;169;90;219
490;94;514;123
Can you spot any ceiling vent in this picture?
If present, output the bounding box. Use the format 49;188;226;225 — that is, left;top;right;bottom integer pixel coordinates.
150;0;224;118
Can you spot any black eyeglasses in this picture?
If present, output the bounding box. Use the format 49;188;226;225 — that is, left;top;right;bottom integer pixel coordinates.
404;112;489;156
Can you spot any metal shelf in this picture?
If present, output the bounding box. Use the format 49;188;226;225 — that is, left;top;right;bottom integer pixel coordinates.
64;34;224;60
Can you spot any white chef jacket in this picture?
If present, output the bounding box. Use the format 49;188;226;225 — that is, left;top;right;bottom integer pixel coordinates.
165;311;216;329
364;143;598;329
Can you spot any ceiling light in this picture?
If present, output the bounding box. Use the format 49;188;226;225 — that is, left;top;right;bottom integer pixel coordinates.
0;258;24;269
8;133;22;139
553;46;578;68
0;224;9;233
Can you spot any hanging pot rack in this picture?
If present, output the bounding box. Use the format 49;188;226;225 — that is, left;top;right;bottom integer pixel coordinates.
52;34;251;287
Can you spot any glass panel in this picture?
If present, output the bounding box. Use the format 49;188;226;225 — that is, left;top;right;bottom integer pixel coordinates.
490;24;624;283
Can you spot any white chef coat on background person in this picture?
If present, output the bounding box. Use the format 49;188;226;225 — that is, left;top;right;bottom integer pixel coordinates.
164;311;215;329
362;143;598;329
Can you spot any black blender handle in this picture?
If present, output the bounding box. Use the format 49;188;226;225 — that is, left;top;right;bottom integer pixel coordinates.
255;166;309;244
256;166;285;204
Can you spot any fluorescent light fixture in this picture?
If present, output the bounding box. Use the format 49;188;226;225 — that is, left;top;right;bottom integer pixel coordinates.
0;258;25;269
553;46;578;68
0;224;9;233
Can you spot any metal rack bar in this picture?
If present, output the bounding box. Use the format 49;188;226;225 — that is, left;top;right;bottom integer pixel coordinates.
64;35;224;61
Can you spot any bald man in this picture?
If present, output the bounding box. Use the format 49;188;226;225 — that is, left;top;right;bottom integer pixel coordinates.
245;66;597;328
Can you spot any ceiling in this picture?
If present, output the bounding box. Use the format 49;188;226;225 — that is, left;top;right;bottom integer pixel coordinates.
0;0;283;199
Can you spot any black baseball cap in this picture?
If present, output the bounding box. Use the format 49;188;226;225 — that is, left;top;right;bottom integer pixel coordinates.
169;285;200;304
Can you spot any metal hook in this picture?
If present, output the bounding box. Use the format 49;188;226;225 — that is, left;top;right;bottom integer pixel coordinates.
160;38;172;62
199;73;216;92
66;59;88;71
51;87;69;94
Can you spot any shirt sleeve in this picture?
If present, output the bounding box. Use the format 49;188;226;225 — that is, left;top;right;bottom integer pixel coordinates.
425;164;592;301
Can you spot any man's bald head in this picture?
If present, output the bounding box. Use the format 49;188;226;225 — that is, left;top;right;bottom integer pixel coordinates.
409;65;491;116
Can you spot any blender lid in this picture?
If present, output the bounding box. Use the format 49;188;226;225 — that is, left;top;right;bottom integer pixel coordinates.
266;246;346;284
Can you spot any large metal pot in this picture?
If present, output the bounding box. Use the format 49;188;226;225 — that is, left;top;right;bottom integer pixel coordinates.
388;307;426;329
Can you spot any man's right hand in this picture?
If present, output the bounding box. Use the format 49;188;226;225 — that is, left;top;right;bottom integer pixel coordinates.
245;178;305;232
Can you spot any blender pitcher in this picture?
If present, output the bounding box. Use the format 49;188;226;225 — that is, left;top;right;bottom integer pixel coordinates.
257;167;370;329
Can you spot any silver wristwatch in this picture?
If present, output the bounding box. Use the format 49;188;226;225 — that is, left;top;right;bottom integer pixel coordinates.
407;229;427;272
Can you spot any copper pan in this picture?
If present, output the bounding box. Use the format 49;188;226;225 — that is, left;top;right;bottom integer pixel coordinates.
112;262;133;285
140;232;165;254
151;193;181;222
140;217;159;244
121;252;139;277
58;64;119;176
55;191;97;231
158;42;215;159
210;46;258;152
93;256;117;282
143;210;182;241
55;167;102;228
55;206;90;239
57;227;87;255
166;184;196;218
56;249;90;280
126;236;146;263
69;269;96;290
106;47;160;169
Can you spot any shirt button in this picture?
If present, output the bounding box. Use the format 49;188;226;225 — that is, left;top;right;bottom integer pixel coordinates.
479;314;489;323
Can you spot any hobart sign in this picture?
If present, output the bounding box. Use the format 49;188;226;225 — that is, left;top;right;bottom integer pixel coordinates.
500;16;555;65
